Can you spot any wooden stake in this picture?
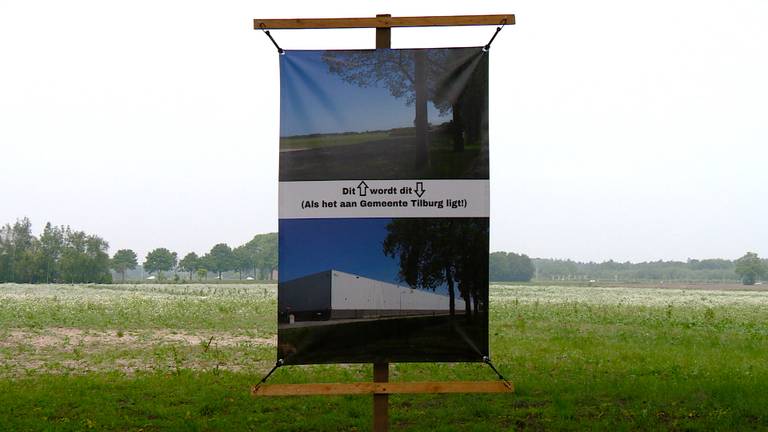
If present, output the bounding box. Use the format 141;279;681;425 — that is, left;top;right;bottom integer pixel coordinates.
372;20;391;432
375;14;392;49
373;363;389;432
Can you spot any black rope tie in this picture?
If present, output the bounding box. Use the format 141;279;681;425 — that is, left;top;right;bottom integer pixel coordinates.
253;358;284;392
483;18;507;52
483;356;513;390
259;23;284;55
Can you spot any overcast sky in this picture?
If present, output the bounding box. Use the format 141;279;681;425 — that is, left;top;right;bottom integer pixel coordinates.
1;0;766;263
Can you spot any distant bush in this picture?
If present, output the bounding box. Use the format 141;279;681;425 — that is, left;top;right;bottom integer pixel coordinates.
490;252;534;282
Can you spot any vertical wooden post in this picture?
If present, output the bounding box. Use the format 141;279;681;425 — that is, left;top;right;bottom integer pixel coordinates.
373;363;389;432
375;14;391;49
373;17;391;432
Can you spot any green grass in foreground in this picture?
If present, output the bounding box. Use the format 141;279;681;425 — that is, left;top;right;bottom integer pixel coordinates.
280;132;391;150
0;283;767;430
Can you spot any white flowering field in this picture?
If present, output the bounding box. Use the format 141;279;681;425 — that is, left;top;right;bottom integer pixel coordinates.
0;282;766;430
491;283;768;307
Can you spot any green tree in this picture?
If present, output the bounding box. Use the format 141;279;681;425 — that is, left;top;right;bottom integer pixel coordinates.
0;225;9;282
246;233;278;280
324;50;429;166
58;229;111;283
735;252;767;285
323;49;487;167
143;248;177;278
489;252;510;281
206;243;234;280
453;219;490;315
58;229;84;283
430;49;489;152
0;218;36;282
196;267;208;281
232;245;252;280
111;249;138;282
86;235;112;283
383;219;489;317
0;219;110;284
489;252;534;282
178;252;199;281
38;223;64;283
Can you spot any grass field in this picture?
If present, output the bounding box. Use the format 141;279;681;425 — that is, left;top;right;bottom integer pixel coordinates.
1;283;767;431
281;132;391;151
280;130;486;181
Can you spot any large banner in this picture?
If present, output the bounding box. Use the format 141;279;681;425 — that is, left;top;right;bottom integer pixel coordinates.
278;48;489;364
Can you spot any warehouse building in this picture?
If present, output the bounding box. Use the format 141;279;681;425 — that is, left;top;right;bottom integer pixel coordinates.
279;269;465;323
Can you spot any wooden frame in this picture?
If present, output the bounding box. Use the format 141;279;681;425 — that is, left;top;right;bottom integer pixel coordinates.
252;381;513;396
253;13;514;431
255;14;514;30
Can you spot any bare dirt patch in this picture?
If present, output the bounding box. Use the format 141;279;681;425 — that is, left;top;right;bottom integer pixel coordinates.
0;328;277;377
0;328;276;350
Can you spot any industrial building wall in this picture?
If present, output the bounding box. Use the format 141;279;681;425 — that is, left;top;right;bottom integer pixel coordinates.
329;270;465;313
279;270;331;316
400;287;466;311
331;271;400;311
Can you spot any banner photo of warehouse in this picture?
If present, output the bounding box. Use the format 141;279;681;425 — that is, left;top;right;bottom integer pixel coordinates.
278;47;489;365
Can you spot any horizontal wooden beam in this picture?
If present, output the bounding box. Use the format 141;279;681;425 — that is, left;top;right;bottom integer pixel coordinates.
252;380;513;396
254;14;514;30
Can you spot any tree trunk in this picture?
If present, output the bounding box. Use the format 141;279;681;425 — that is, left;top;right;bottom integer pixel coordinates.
445;265;455;316
452;101;464;152
413;50;429;169
464;288;472;317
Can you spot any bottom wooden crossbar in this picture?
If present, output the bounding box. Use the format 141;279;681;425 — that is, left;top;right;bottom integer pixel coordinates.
251;380;513;396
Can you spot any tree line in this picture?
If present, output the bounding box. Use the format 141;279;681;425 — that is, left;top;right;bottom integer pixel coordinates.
0;218;276;284
0;218;111;283
383;219;490;318
533;254;768;285
2;217;765;285
120;233;278;282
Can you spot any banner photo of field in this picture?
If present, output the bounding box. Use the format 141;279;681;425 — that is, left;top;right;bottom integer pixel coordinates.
278;47;490;365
